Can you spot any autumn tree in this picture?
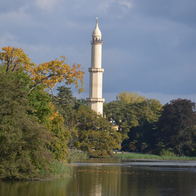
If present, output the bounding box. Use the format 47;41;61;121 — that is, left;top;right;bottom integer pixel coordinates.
0;46;84;177
0;46;84;93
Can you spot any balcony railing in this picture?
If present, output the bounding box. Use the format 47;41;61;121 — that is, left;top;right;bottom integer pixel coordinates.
91;40;103;44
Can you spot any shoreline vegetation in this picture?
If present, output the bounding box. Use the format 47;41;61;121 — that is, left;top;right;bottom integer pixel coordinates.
27;150;196;180
0;149;89;181
2;151;196;181
36;151;196;181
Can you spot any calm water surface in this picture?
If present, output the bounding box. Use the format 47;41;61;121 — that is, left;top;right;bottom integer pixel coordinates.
1;159;196;196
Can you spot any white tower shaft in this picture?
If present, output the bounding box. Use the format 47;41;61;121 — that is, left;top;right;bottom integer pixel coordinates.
87;18;104;115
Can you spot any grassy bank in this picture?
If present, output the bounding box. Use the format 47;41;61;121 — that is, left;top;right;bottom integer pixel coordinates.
40;149;89;179
66;149;89;163
39;160;72;179
116;153;196;160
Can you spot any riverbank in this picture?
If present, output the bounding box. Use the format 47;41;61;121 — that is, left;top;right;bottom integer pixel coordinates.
0;149;88;181
73;159;196;168
0;161;73;181
2;151;196;181
116;152;196;160
73;155;196;168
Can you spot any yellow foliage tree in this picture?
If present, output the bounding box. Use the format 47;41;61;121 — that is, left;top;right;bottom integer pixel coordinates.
0;46;34;72
116;92;146;103
0;46;84;93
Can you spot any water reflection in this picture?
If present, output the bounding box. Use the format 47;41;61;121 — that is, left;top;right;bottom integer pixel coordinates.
1;160;196;196
0;177;72;196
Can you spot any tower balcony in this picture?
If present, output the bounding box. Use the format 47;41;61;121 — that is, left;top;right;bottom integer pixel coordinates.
88;68;104;73
86;98;105;103
91;40;103;44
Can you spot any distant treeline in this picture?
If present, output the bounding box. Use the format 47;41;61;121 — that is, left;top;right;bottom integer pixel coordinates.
104;92;196;156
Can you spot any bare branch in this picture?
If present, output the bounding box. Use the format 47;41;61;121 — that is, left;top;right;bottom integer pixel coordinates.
6;48;15;72
28;73;58;93
11;62;20;72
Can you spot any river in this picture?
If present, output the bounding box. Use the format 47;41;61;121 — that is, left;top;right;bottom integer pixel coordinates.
1;159;196;196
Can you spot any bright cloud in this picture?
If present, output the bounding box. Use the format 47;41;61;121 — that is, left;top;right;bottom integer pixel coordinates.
120;1;132;9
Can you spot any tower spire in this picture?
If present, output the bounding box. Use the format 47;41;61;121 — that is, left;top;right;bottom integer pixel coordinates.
92;17;102;38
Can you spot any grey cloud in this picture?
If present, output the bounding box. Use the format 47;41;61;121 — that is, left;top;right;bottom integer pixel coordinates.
133;0;196;27
0;0;28;13
0;0;195;105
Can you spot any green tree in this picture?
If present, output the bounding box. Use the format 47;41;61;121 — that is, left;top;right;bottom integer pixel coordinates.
51;86;78;148
155;99;196;156
28;86;70;160
0;46;83;162
116;92;145;103
27;86;52;124
46;113;70;160
120;99;162;151
51;86;121;156
0;72;53;179
103;101;123;125
51;86;75;121
0;46;86;178
104;93;162;152
77;105;121;157
73;98;88;110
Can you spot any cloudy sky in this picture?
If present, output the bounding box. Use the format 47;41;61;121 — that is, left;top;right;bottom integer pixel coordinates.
1;0;196;105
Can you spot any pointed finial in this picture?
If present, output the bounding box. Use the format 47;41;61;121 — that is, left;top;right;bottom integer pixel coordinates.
92;17;102;37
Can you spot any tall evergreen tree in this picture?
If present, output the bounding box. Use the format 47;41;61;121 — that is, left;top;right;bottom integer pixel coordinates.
51;86;75;122
51;86;79;147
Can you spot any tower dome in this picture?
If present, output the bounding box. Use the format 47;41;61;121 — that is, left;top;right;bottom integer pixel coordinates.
92;17;102;38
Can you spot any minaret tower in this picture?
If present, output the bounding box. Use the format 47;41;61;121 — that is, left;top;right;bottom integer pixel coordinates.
86;17;105;115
